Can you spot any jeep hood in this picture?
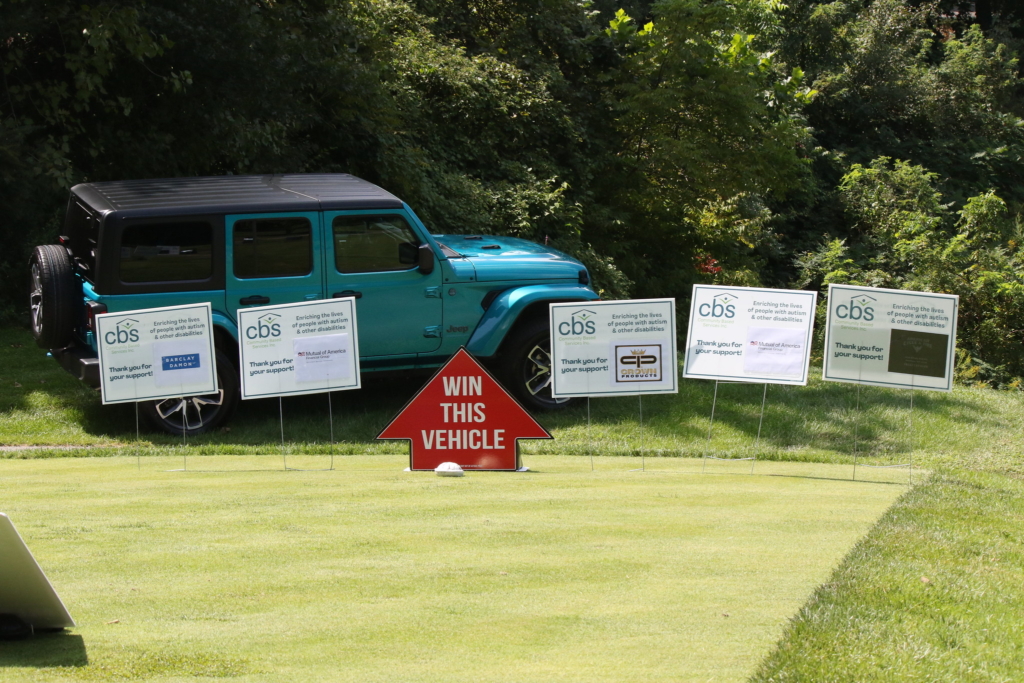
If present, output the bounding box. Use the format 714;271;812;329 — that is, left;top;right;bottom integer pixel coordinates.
432;235;586;282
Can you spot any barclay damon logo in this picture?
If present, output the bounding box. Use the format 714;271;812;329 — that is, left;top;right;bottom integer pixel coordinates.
104;318;140;344
558;309;596;336
246;312;281;339
835;294;875;321
699;293;737;319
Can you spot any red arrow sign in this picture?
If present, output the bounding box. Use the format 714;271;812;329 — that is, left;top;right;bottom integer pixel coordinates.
377;348;552;471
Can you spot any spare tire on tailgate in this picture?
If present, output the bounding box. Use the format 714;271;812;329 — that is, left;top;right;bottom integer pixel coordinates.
29;244;77;349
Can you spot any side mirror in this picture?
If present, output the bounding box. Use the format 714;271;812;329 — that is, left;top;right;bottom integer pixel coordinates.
398;242;418;265
418;243;435;275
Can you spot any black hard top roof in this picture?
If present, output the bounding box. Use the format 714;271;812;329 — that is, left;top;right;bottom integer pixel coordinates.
71;174;405;218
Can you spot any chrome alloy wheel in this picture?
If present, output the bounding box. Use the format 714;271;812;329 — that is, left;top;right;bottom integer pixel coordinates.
523;342;569;405
153;390;225;432
29;262;44;336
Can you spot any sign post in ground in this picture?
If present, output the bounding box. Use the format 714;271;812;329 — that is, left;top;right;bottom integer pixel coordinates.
237;298;361;470
682;285;817;472
822;284;959;482
549;299;678;470
96;303;218;470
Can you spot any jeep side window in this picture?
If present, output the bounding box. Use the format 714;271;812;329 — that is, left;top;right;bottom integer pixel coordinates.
120;221;213;283
66;198;98;280
234;217;312;279
332;215;420;273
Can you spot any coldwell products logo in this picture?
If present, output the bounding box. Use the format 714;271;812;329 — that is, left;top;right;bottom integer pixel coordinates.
698;293;737;319
835;293;876;321
615;344;662;382
558;309;597;336
245;312;281;340
104;318;140;345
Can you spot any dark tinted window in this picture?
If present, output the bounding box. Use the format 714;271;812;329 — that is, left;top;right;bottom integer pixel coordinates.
65;198;98;280
333;215;420;274
234;217;312;279
120;222;213;283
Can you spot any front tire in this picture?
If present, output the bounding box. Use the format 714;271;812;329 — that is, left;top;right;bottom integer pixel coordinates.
500;317;577;412
29;245;76;349
141;349;240;436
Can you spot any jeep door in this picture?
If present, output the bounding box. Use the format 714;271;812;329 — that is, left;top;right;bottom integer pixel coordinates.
225;212;324;323
323;211;442;357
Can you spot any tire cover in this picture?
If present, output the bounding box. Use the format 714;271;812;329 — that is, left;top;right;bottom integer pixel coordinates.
30;245;76;349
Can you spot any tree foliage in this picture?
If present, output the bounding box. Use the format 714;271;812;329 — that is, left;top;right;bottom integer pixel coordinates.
2;0;1024;386
797;158;1024;383
596;0;815;295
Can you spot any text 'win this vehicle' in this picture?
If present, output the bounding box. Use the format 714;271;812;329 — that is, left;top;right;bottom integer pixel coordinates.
30;174;598;434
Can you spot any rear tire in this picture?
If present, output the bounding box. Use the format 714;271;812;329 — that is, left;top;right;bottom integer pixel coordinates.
500;317;578;412
29;245;76;349
142;349;240;436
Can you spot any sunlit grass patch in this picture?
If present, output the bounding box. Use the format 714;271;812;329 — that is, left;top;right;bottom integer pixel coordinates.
752;468;1024;682
0;456;902;682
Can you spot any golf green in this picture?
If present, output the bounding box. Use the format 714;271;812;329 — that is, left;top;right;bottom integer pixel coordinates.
0;455;906;682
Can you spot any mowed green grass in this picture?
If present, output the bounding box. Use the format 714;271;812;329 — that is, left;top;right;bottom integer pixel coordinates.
4;325;1024;481
0;456;904;682
7;324;1024;681
752;467;1024;682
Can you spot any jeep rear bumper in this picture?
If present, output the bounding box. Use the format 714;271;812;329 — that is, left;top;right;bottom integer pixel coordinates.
51;344;100;388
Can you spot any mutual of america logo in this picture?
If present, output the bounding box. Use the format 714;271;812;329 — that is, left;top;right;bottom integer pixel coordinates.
614;344;663;382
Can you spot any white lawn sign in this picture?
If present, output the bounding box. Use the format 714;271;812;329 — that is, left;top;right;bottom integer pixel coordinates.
237;298;360;400
96;303;217;404
550;299;678;398
822;284;958;391
683;285;817;385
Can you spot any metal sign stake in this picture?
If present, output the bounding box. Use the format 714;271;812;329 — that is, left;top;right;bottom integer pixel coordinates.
640;395;645;472
280;397;287;470
852;374;914;483
751;383;767;474
182;397;187;471
852;384;861;481
701;380;720;474
629;395;646;472
909;380;914;486
328;391;335;471
588;397;593;472
851;359;866;481
135;402;141;470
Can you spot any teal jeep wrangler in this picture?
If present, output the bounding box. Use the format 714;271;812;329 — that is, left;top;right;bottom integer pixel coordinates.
30;174;599;434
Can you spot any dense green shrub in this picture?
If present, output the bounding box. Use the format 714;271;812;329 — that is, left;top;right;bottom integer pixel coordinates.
797;157;1024;385
2;0;1023;389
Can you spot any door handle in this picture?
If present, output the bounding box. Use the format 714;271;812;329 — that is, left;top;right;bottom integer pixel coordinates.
239;295;270;305
333;290;362;299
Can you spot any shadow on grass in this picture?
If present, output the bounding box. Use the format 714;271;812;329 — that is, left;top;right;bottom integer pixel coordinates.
0;632;88;667
537;375;994;459
1;326;1007;460
1;324;423;445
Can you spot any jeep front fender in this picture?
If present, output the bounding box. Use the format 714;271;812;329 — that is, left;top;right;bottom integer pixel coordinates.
467;284;599;358
212;313;239;342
